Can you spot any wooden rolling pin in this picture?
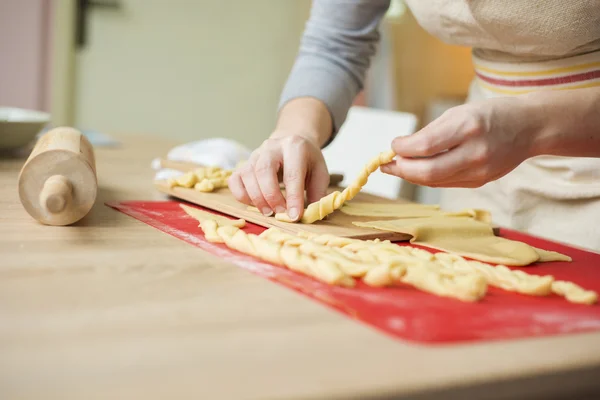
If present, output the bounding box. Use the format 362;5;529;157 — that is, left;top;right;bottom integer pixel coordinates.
18;127;97;225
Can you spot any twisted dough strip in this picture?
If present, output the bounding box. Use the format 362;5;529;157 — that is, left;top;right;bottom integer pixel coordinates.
193;218;595;304
299;232;596;302
316;232;553;296
434;252;554;296
552;281;598;305
194;179;215;192
275;150;396;223
365;238;555;295
297;231;487;301
168;167;231;192
402;265;488;302
199;222;354;287
260;228;377;277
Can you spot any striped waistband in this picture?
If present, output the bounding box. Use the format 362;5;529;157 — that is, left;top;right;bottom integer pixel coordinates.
473;50;600;96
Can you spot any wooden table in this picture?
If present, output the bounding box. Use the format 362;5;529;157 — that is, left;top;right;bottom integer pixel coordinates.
1;135;599;400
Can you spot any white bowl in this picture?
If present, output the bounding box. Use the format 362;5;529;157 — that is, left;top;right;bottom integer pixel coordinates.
0;107;51;150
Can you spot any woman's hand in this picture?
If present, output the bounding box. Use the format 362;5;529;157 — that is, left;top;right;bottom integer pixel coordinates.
228;132;330;220
229;97;334;221
382;97;542;188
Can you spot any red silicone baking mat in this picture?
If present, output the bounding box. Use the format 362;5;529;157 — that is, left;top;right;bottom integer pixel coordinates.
107;200;600;345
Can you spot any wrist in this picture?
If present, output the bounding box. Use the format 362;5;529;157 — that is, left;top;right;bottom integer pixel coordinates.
274;97;333;148
520;92;559;158
269;128;323;148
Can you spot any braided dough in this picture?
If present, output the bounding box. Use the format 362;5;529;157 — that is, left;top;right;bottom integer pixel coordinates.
299;232;595;304
185;208;596;304
168;166;232;193
354;216;571;266
552;281;598;304
275;150;396;223
196;218;354;287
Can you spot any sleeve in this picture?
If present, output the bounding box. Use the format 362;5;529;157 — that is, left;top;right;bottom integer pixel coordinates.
278;0;391;145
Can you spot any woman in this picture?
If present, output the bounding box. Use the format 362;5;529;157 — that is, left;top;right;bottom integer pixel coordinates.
228;0;600;250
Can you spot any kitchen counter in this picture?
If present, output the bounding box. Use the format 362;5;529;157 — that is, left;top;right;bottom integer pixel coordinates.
1;134;599;400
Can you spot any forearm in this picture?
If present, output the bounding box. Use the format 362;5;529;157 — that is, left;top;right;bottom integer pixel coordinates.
272;97;333;148
278;0;390;142
528;87;600;157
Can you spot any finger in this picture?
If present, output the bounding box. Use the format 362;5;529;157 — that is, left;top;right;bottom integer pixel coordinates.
381;165;482;188
282;146;309;221
228;172;252;205
437;180;485;188
423;177;488;188
254;154;287;214
380;146;472;186
391;110;475;158
306;158;330;204
240;167;273;216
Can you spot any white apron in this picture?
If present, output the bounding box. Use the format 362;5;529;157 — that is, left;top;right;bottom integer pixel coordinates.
405;0;600;250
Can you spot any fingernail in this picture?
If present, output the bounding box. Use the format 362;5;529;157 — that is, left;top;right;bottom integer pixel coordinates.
288;207;299;221
261;207;273;216
274;206;286;214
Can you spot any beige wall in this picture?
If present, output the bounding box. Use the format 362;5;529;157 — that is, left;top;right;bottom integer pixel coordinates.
51;1;473;149
66;0;311;148
50;0;76;126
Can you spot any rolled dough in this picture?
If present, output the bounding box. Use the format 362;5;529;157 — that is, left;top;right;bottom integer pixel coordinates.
353;216;571;266
340;203;441;217
184;210;594;304
340;202;492;223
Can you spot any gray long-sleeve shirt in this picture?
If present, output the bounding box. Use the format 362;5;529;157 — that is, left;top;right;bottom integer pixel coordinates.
278;0;391;142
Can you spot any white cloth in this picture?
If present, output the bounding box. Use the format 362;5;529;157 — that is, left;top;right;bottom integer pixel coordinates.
152;138;252;181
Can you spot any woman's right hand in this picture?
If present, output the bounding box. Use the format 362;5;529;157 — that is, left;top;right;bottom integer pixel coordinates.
228;132;330;221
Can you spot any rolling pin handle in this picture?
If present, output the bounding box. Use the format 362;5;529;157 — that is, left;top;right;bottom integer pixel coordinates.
39;175;72;214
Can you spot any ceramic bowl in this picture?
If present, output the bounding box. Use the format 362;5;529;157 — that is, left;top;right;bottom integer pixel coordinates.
0;107;50;150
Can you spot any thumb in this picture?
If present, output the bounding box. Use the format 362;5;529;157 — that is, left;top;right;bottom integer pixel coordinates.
392;112;465;158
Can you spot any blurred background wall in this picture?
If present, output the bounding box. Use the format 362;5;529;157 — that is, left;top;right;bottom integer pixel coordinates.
1;0;474;201
61;0;312;148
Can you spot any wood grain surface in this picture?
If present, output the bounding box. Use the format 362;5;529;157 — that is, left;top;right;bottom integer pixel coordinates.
1;134;599;400
155;180;413;241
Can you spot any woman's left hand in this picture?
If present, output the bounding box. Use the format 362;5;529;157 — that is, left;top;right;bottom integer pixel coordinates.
382;97;542;188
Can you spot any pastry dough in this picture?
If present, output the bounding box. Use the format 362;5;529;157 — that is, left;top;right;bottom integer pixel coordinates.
168;166;231;193
298;232;585;300
180;204;245;228
186;210;354;286
260;229;375;277
552;280;598;305
353;216;570;266
194;179;215;192
340;202;492;223
218;225;354;287
534;247;573;262
262;228;488;301
191;211;488;301
185;212;595;305
275;150;396;223
434;253;554;296
442;209;492;224
340;203;441;217
401;264;488;302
